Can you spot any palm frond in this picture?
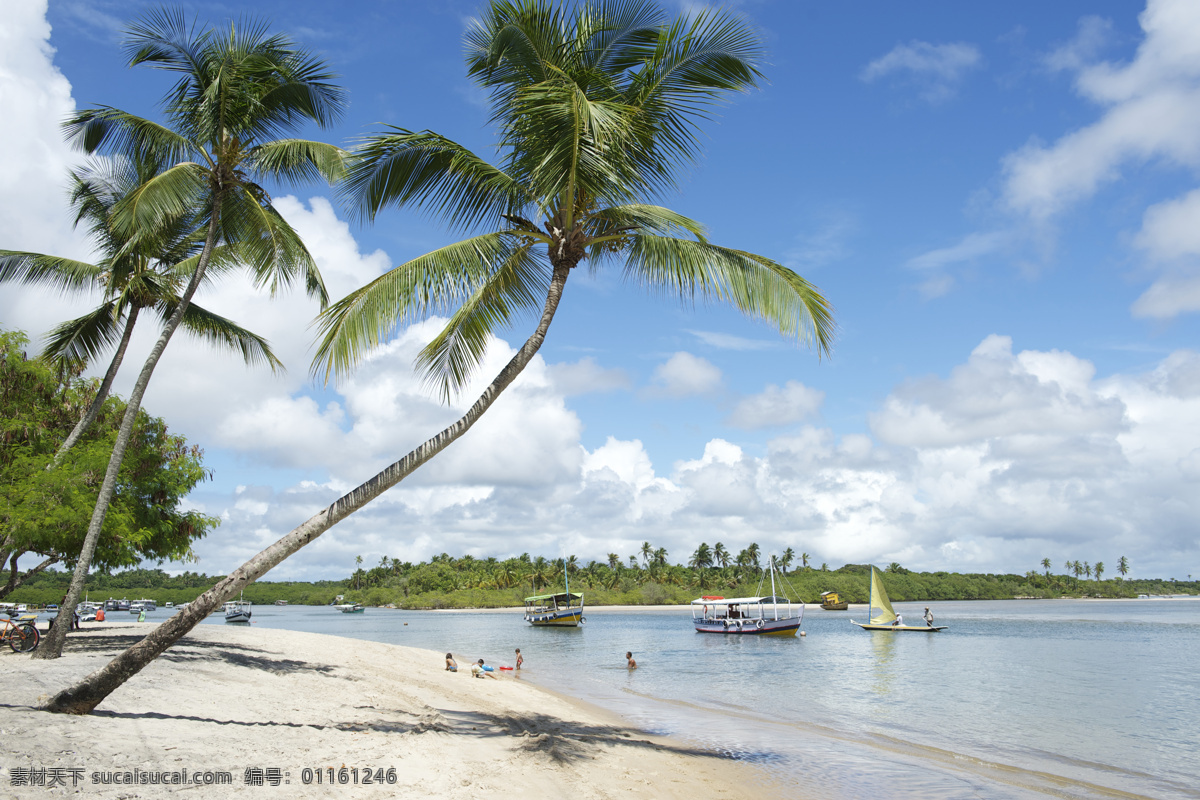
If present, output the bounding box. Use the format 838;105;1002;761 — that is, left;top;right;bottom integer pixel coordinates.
159;302;285;373
310;232;532;383
343;129;529;227
40;302;126;367
247;139;347;186
0;251;104;295
625;235;835;357
416;241;547;399
216;184;329;307
62;107;196;167
108;161;208;239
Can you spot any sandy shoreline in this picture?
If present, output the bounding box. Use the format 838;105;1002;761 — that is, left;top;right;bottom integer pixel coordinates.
2;622;775;798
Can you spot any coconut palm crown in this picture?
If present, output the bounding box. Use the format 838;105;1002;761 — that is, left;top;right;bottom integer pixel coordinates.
0;155;289;461
314;0;833;394
35;7;348;661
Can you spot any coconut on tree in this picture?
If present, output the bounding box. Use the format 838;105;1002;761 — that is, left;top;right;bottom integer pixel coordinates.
44;0;832;714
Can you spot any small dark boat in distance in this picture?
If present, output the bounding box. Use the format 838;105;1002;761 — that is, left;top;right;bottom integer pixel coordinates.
820;590;848;610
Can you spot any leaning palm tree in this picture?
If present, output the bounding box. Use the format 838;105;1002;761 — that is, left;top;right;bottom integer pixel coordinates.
0;154;298;464
36;9;346;661
44;0;832;714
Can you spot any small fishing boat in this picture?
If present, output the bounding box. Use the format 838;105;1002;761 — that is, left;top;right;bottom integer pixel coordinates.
524;560;584;626
691;557;803;636
224;596;252;623
819;590;848;610
333;603;365;613
851;566;946;632
274;600;288;606
523;592;584;626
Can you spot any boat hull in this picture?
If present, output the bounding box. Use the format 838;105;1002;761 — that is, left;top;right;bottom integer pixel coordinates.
851;621;946;632
694;617;800;636
525;608;583;626
224;612;251;623
821;602;849;611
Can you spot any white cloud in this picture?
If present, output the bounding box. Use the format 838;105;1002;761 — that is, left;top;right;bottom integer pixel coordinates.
1003;0;1200;222
685;330;778;351
170;333;1200;582
0;0;91;333
726;380;824;430
861;41;983;103
546;356;630;396
645;351;723;397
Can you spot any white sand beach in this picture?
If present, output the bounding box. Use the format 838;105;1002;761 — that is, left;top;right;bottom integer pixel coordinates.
2;622;774;798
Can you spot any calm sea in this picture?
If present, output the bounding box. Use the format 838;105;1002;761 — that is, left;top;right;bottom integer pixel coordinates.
183;596;1200;799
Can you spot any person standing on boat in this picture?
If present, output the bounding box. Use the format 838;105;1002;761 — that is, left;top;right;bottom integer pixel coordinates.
923;607;934;627
891;612;903;627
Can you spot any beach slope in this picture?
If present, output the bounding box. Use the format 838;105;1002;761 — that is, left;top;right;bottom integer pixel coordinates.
2;623;766;798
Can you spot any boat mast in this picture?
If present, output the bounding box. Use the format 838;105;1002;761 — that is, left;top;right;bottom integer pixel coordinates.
771;557;779;620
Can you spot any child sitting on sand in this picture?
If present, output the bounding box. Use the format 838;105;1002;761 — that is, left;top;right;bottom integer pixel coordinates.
445;653;457;672
471;659;498;679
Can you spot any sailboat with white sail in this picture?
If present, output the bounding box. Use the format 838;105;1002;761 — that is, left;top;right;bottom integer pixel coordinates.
852;565;946;632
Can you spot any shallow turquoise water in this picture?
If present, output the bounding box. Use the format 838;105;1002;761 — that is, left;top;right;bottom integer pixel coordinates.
184;596;1200;799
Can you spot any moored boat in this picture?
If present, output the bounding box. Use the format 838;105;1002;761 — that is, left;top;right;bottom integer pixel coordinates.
524;559;584;627
523;592;584;626
691;557;803;636
819;590;848;610
224;596;252;623
851;565;946;632
334;603;365;613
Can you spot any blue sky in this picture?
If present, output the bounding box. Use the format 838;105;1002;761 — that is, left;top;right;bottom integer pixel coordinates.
2;0;1199;581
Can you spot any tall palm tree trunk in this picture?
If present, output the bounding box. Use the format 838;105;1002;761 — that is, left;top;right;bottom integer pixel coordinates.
36;203;221;660
51;307;140;466
43;265;571;712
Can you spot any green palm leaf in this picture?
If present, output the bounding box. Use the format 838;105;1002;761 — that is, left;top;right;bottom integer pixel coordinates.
312;232;533;383
0;251;105;295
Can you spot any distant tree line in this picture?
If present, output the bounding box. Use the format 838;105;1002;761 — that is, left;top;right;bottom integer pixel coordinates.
8;549;1194;609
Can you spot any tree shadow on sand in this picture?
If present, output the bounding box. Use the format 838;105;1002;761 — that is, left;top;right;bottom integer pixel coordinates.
61;632;337;676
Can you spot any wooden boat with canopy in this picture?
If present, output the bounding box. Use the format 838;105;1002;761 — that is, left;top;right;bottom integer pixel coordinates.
524;560;584;626
851;565;946;632
690;557;803;636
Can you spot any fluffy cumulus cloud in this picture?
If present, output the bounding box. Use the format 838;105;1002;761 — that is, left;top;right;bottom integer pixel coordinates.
186;333;1199;582
726;380;824;430
1001;0;1200;317
860;40;983;103
645;351;723;397
0;0;91;331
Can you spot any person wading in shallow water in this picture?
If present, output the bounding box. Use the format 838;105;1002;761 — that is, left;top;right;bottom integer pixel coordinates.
626;651;637;669
515;648;523;670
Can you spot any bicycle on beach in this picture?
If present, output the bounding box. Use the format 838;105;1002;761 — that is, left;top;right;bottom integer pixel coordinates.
1;615;40;652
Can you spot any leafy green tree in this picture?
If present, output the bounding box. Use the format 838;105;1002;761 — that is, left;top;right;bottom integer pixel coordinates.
1;329;216;599
37;9;346;664
1118;556;1129;577
1041;557;1051;577
1094;561;1104;582
49;0;832;714
713;542;729;569
802;552;810;570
